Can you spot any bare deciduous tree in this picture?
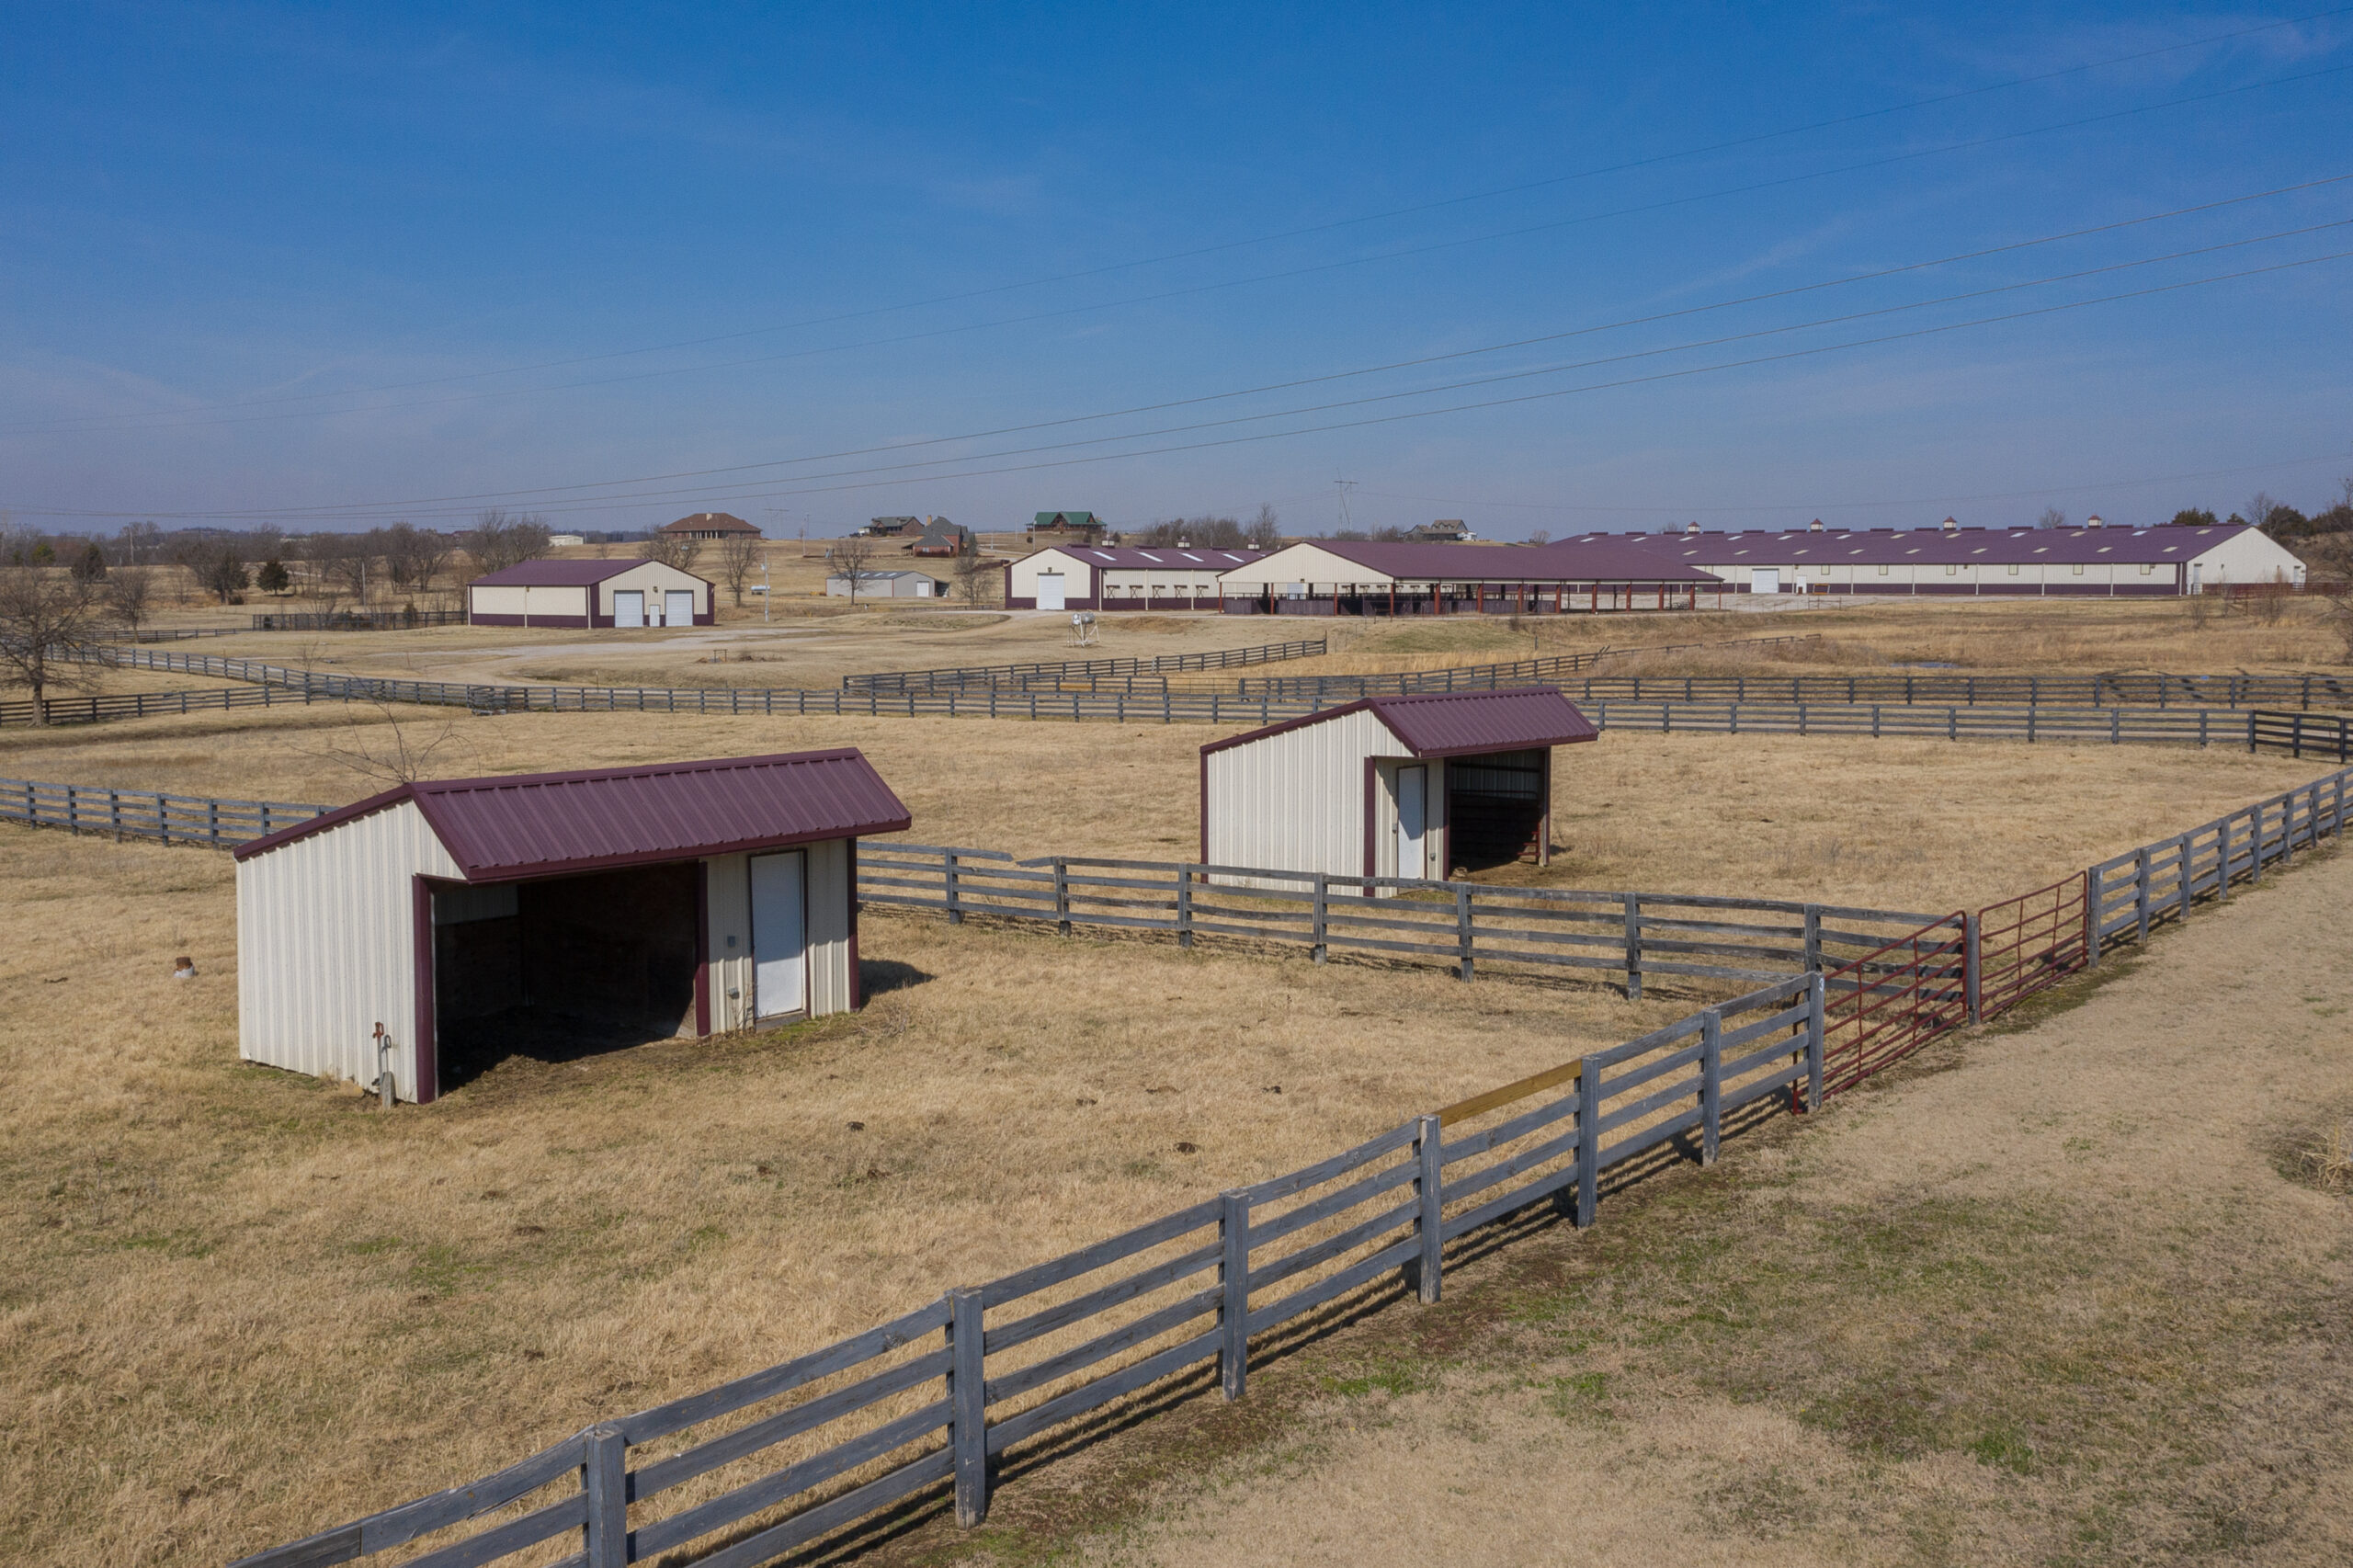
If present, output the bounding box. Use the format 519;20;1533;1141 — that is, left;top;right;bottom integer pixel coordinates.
464;509;553;574
2037;506;2067;530
0;572;117;722
715;532;762;607
639;530;703;573
298;699;462;786
824;534;877;604
382;522;455;591
953;549;996;607
1245;504;1282;550
107;566;154;637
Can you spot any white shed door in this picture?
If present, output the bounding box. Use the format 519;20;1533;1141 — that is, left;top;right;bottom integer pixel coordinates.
615;590;645;628
1036;572;1066;610
666;589;695;626
1749;569;1779;595
1396;765;1428;881
750;850;808;1018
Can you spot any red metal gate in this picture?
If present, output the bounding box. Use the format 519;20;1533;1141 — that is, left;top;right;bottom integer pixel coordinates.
1817;915;1967;1099
1975;873;2088;1022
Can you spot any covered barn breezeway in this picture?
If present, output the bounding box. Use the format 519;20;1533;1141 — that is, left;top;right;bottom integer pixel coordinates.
233;750;911;1100
1199;687;1598;892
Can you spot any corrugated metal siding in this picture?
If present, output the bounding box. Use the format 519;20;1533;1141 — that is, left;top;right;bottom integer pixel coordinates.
1207;708;1402;889
806;837;854;1017
1368;688;1596;755
235;800;460;1100
597;561;710;617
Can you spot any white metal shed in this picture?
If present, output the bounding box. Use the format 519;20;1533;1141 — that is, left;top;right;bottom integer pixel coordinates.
466;559;715;628
233;751;911;1101
1199;687;1598;892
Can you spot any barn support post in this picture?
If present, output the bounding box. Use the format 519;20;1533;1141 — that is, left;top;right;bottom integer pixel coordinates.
1574;1057;1601;1227
1219;1190;1251;1399
1455;886;1474;981
582;1425;628;1568
1415;1116;1443;1302
1621;893;1642;1000
1311;874;1328;962
1699;1010;1722;1166
949;1288;989;1526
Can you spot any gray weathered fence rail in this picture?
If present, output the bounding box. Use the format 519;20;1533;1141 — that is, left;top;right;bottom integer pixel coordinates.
228;969;1824;1568
842;637;1328;693
858;843;1938;997
0;777;325;846
1249;665;2353;709
0;682;342;728
2248;708;2353;762
248;608;468;631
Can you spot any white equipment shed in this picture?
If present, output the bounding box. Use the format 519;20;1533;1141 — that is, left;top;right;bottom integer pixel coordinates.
233;750;911;1102
1199;687;1598;892
465;559;714;628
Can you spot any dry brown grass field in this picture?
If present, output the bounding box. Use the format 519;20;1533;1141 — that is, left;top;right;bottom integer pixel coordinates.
2;593;2345;1566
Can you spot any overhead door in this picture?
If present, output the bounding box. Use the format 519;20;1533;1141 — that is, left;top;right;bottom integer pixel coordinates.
749;850;808;1019
615;590;645;628
1036;572;1066;610
665;589;696;626
1749;569;1779;595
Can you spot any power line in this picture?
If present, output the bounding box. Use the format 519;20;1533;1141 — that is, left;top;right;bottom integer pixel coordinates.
20;51;2351;437
32;174;2346;517
25;246;2347;522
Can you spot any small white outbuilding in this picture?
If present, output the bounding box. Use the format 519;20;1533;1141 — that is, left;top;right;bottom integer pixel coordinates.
1199;687;1598;891
233;751;911;1101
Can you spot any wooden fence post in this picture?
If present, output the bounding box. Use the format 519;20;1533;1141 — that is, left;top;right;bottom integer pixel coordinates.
1176;868;1195;949
943;850;962;924
1052;858;1071;936
1802;903;1822;971
949;1288;988;1527
2134;846;2152;943
1455;886;1474;982
1574;1056;1601;1228
2251;805;2266;884
1699;1010;1722;1166
2086;866;2104;964
1963;913;1982;1026
582;1426;627;1568
1312;873;1328;963
2177;834;2193;918
1219;1190;1250;1399
1415;1116;1443;1303
1805;971;1826;1113
1622;893;1641;1001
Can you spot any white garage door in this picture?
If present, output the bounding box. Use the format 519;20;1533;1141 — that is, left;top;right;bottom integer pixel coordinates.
615;590;645;627
665;589;695;627
749;850;808;1019
1749;569;1779;595
1036;572;1065;611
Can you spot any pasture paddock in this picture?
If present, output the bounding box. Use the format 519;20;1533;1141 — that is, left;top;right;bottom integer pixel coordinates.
0;684;2335;1566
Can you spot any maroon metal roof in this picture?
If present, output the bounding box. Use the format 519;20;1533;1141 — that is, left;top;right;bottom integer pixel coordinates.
1295;539;1720;584
468;559;716;587
1201;687;1597;760
233;750;912;880
1025;545;1267;570
1597;523;2258;567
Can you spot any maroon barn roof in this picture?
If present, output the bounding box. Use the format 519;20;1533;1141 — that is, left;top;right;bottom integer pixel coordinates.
468;559;649;587
1297;539;1719;584
1202;687;1597;760
233;750;912;880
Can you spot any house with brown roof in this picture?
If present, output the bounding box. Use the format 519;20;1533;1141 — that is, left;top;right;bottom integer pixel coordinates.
661;512;762;540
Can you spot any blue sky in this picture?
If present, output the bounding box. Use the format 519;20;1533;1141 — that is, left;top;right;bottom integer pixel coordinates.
2;2;2348;537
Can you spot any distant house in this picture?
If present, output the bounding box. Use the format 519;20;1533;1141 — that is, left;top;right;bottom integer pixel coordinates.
1027;511;1108;545
1407;518;1474;542
826;570;946;599
908;518;975;557
865;516;925;538
548;534;586;549
662;512;762;541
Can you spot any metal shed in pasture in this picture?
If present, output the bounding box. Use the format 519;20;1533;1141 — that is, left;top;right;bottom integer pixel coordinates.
1199;687;1597;891
233;751;911;1102
465;559;715;628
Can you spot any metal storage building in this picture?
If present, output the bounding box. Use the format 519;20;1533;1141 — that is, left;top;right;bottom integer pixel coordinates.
1607;519;2309;596
1211;539;1723;615
826;569;947;598
1199;687;1597;892
465;559;716;628
1006;545;1265;610
233;750;911;1102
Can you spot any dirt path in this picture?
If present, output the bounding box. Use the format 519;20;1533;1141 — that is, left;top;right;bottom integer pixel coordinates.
1006;847;2353;1567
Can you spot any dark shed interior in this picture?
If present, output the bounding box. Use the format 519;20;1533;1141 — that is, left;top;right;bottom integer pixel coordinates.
432;862;700;1083
1446;748;1550;870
